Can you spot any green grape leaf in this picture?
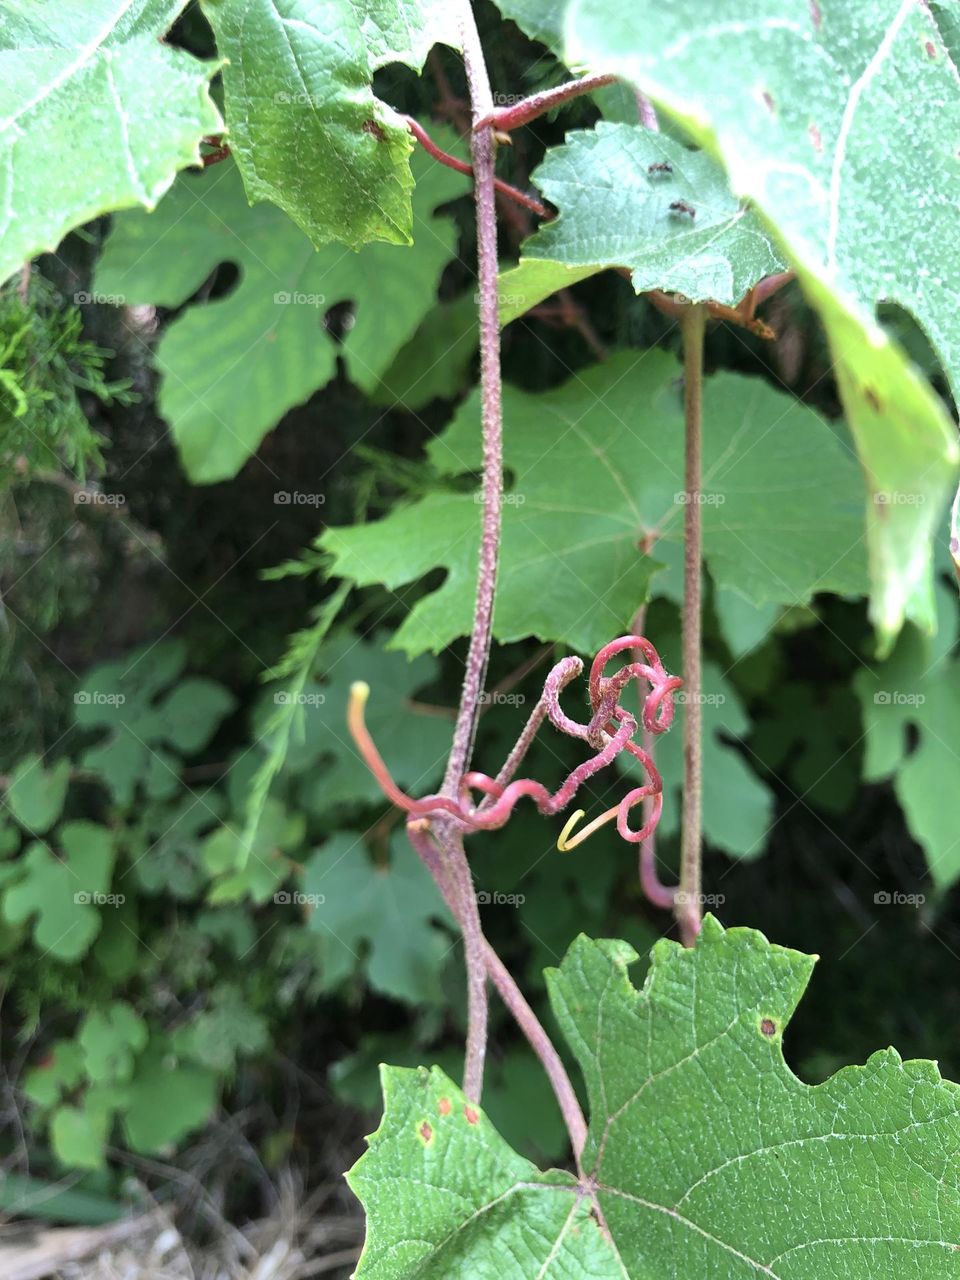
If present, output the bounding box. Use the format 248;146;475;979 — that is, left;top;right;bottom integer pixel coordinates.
500;123;786;322
22;1040;86;1110
371;292;479;410
753;684;863;817
350;918;960;1277
121;1049;219;1154
492;0;567;54
0;0;221;284
271;633;452;816
172;984;269;1071
79;1002;148;1085
74;640;234;804
713;589;781;659
5;753;71;834
50;1100;112;1171
199;0;459;249
564;0;960;647
95;143;468;482
856;587;960;887
2;822;116;961
302;832;455;1005
325;350;867;656
131;788;226;899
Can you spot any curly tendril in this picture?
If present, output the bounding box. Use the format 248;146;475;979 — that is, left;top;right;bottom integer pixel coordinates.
347;634;681;859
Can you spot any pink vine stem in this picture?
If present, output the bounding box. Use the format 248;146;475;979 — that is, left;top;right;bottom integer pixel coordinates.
406;822;589;1163
404;117;551;219
348;632;680;1148
678;304;707;945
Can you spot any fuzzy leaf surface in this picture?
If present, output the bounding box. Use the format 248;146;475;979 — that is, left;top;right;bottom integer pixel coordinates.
200;0;459;248
0;1;221;283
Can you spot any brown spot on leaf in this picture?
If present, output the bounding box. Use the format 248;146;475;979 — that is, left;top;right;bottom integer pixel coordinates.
865;387;880;412
438;1097;451;1116
464;1105;479;1125
925;40;937;59
808;123;823;152
363;119;387;142
761;90;775;113
761;1018;777;1036
809;0;822;28
419;1121;433;1143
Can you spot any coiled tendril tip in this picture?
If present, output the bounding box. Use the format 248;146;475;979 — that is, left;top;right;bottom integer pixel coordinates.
556;810;586;852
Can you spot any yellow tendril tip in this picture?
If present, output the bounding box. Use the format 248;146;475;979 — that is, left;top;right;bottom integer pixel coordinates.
557;810;586;852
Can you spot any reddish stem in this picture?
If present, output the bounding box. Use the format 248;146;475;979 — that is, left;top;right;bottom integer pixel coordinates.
474;73;618;132
406;822;587;1166
404;117;550;219
678;304;707;945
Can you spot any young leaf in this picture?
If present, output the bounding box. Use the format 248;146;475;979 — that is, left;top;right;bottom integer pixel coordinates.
325;350;866;655
95;144;468;482
79;1002;148;1084
74;640;234;804
172;985;269;1071
0;1;221;283
302;833;455;1005
349;919;960;1277
120;1049;218;1154
499;123;786;322
6;753;71;834
856;585;960;887
200;0;459;249
564;0;960;646
2;822;116;961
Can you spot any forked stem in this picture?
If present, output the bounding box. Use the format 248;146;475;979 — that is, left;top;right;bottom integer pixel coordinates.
678;304;707;945
407;822;587;1165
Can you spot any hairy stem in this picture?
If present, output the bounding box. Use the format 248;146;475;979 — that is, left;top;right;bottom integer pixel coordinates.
483;943;587;1165
434;820;488;1102
678;304;707;945
404;117;550;219
475;72;617;132
444;3;503;793
407;822;586;1163
430;0;504;1101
